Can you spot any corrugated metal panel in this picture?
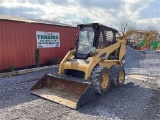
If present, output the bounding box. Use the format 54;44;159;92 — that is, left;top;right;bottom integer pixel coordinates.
0;20;78;70
0;22;2;69
0;14;74;27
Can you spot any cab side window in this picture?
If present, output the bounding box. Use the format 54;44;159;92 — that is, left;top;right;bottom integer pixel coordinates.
98;30;115;49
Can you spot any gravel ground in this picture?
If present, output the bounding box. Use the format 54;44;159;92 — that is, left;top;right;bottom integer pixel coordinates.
0;46;160;120
125;46;160;76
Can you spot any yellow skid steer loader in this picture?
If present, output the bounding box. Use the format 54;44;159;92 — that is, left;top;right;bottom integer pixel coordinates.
31;23;136;109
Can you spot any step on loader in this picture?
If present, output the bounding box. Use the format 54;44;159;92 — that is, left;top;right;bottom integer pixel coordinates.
31;23;129;109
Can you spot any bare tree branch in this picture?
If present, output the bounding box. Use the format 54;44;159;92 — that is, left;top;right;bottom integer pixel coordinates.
116;15;135;36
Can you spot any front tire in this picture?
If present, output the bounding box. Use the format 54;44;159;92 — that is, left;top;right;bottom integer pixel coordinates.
91;66;111;94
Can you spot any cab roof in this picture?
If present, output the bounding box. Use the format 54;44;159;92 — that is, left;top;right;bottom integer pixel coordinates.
77;23;118;33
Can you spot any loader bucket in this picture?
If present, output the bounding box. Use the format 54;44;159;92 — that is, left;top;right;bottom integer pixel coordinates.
31;74;96;109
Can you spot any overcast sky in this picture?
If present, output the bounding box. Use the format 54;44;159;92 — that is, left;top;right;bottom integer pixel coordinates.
0;0;160;30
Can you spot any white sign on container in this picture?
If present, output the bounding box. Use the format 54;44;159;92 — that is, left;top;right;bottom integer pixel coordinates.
36;31;60;48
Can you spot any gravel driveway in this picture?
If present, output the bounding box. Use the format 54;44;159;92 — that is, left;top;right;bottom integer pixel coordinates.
0;46;160;120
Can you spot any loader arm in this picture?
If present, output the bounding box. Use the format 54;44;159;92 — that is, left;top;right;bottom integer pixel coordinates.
85;30;155;79
86;39;126;80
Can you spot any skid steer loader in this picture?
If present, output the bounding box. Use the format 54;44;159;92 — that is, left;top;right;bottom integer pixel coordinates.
31;23;129;109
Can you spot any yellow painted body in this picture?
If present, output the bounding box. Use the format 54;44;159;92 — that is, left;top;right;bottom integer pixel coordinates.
58;30;154;80
59;37;126;80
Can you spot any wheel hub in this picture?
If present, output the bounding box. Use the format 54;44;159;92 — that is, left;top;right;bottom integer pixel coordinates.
101;73;109;89
119;71;124;83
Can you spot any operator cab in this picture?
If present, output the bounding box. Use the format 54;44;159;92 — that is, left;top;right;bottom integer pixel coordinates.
75;23;118;59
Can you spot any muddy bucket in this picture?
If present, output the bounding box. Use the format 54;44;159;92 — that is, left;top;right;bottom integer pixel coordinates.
31;74;95;109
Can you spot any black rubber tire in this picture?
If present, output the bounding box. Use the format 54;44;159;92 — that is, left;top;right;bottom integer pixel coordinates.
110;65;125;87
91;66;111;94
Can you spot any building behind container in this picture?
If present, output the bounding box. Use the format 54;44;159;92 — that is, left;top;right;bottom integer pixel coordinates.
0;14;78;70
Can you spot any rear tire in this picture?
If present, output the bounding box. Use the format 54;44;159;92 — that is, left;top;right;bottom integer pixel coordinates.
91;66;111;94
110;65;125;87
